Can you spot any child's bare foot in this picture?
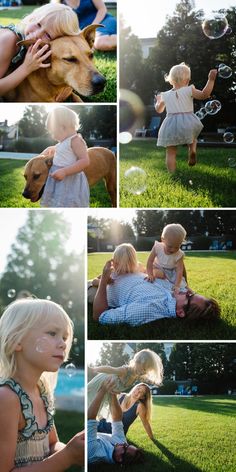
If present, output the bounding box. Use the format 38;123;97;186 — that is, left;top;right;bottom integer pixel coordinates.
188;151;197;166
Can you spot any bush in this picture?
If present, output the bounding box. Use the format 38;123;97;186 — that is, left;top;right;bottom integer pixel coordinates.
6;137;53;153
159;380;178;395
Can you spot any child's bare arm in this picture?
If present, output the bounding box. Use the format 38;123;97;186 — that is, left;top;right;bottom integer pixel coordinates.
155;94;166;114
0;387;20;472
192;69;217;100
41;146;56;158
146;246;156;282
92;365;127;376
173;257;184;294
50;135;90;181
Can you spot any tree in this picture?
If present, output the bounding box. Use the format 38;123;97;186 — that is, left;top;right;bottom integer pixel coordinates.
97;343;130;367
0;211;84;366
18;105;48;138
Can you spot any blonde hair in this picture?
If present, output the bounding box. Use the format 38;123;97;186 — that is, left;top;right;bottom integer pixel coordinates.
20;3;80;37
113;243;138;275
161;223;186;244
0;299;73;393
165;62;191;86
46;106;80;135
129;349;163;385
122;382;152;422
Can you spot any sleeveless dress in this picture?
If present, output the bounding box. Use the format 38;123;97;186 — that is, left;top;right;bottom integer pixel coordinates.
40;133;90;208
0;378;54;468
97;394;139;435
153;241;187;290
88;367;137;420
157;85;203;147
74;0;117;35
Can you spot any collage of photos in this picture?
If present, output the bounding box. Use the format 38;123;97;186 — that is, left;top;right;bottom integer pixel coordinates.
0;0;235;472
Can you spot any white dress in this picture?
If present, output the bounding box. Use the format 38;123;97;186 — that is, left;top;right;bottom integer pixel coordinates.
157;85;203;147
40;133;90;208
153;241;187;289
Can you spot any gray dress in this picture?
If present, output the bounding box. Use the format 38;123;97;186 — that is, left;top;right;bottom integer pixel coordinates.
40;134;90;208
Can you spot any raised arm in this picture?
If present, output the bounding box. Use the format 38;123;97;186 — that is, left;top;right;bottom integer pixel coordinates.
191;69;217;100
146;246;156;282
88;378;115;420
154;94;166;114
92;365;127;375
93;260;113;320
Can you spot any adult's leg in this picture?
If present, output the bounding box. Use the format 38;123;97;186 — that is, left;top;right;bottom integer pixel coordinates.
188;139;197;166
94;34;117;51
166;146;177;172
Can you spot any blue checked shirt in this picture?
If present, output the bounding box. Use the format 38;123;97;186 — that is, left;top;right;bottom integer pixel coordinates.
99;273;177;326
88;420;126;464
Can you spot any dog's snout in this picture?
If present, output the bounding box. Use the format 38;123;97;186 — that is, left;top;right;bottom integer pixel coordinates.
22;189;30;199
91;73;106;93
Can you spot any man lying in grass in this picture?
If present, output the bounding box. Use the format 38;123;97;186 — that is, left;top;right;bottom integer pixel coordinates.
89;244;220;326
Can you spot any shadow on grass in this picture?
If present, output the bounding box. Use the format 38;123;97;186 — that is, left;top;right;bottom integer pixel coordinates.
155;396;236;418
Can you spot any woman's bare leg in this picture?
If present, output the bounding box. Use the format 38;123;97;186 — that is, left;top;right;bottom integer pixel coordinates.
166;146;177;172
94;34;117;51
188;139;197;166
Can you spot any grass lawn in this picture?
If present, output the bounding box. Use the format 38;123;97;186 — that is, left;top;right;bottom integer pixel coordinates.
90;396;236;472
87;251;236;340
55;409;84;472
120;141;236;208
0;6;116;103
0;159;112;207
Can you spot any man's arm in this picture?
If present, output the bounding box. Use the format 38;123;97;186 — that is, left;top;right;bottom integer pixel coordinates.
110;394;122;422
88;378;115;420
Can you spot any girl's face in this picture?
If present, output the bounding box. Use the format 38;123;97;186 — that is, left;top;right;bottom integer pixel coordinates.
132;384;148;401
16;314;69;373
163;237;182;255
25;18;57;42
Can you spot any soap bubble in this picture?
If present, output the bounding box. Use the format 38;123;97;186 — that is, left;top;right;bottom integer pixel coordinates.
67;300;73;309
65;363;77;377
46;295;51;300
204;100;221;115
185;24;190;30
120;89;145;132
228;158;236;167
223;132;234;144
218;63;232;79
226;26;232;35
189;180;193;186
179;45;186;52
119;132;133;144
7;289;16;298
35;337;51;353
195;108;207;120
124;167;147;195
202;13;228;39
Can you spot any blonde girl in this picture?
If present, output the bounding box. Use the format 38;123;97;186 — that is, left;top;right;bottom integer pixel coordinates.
155;62;217;171
0;3;79;97
147;223;188;295
0;298;84;471
88;349;163;419
40;106;90;208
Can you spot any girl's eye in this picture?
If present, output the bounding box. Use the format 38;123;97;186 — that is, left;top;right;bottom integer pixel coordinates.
37;23;41;28
45;32;51;40
47;331;56;336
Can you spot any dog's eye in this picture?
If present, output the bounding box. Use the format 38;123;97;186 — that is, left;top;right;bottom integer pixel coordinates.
88;53;94;59
33;174;41;180
63;57;78;63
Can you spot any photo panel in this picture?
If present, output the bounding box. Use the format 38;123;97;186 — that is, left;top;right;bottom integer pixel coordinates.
87;341;236;470
87;208;236;340
119;0;236;208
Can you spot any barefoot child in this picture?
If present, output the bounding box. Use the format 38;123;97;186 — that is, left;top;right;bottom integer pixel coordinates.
155;62;217;171
0;298;84;470
0;3;79;97
146;223;188;295
40;106;90;208
88;349;163;419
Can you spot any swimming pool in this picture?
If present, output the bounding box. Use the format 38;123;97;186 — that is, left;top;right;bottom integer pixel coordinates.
55;368;84;412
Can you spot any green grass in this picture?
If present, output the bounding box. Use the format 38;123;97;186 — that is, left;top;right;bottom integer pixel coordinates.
55;409;84;472
87;251;236;340
90;396;236;472
0;159;112;207
120;141;236;208
0;6;116;103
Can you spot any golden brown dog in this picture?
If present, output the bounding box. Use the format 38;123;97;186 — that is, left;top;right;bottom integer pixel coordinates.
3;25;106;102
22;147;117;207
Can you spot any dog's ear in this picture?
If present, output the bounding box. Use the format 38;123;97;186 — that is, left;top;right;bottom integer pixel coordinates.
81;24;104;49
17;39;50;48
44;157;53;168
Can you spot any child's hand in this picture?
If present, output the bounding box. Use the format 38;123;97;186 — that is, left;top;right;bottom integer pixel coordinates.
173;286;180;296
50;168;67;181
65;431;84;466
23;39;52;73
145;273;155;283
208;69;218;81
102;260;114;283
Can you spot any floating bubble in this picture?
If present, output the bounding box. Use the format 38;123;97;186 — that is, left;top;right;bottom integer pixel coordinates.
218;63;232;79
195;108;207;120
67;300;73;309
124;167;147;195
46;295;51;300
202;13;228;39
65;363;77;377
223;132;234;144
179;45;186;52
205;100;221;115
119;132;133;144
27;259;34;266
120;89;145;132
228;158;236;167
72;345;80;357
35;337;51;353
189;180;193;186
7;289;16;298
226;26;232;35
185;24;190;30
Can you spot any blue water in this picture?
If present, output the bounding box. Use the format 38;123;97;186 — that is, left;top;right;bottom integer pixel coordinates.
55;368;84;396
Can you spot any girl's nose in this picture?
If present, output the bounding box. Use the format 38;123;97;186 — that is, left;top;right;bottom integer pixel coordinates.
58;339;67;350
